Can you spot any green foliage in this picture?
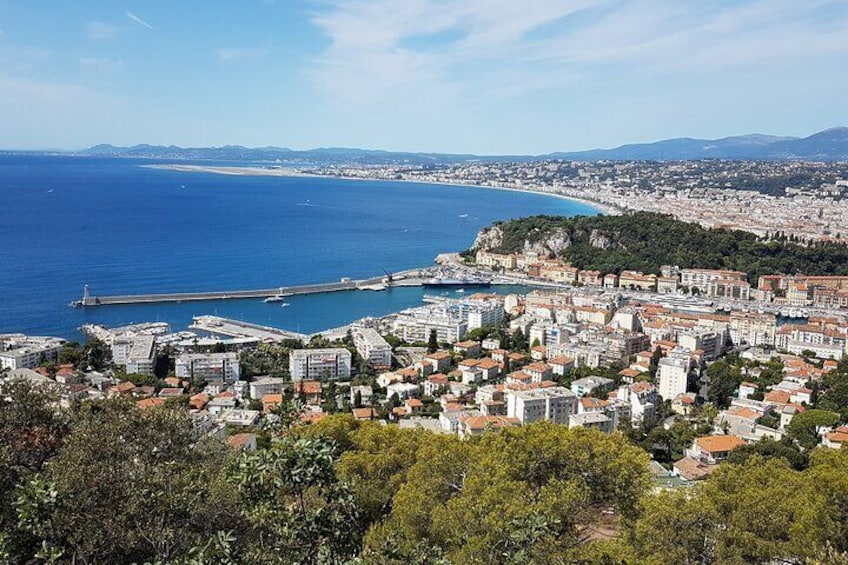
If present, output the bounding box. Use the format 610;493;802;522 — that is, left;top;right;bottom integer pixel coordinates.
232;436;362;563
487;212;848;281
14;398;238;564
706;359;743;408
239;340;302;379
726;437;809;470
366;424;650;564
0;379;69;559
510;328;528;352
427;329;439;354
816;358;848;419
7;380;848;563
787;409;840;449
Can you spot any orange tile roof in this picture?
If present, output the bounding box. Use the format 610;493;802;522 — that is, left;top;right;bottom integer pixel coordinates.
695;435;745;454
137;397;166;409
353;407;378;420
630;381;655;393
726;407;759;420
764;390;791;404
227;433;255;450
463;415;520;430
826;431;848;444
427;351;451;360
548;356;574;365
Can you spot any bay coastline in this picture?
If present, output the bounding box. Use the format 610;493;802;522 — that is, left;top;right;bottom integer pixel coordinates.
143;163;620;216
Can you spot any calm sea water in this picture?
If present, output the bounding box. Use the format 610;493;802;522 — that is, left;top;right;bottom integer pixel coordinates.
0;155;598;339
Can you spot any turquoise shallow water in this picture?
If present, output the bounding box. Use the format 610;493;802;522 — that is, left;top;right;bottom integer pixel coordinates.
0;155;598;339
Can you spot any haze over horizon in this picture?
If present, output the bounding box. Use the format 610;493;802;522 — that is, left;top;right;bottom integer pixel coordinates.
1;0;847;154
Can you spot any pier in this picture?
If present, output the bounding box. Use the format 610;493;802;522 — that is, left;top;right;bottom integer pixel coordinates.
190;315;309;342
70;269;431;307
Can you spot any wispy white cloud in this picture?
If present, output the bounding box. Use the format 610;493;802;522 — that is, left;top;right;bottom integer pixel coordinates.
216;47;269;63
125;10;154;30
86;21;119;41
309;0;848;105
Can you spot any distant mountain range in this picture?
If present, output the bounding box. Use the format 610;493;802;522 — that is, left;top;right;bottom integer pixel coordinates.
547;127;848;161
80;127;848;164
81;143;501;165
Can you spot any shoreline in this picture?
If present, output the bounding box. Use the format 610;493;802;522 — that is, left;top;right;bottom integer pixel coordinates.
143;163;622;216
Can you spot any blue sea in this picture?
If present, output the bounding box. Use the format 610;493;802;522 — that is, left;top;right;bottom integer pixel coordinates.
0;155;598;339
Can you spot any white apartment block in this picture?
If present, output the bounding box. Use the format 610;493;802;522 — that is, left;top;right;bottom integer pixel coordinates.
124;335;156;376
392;311;467;343
352;327;392;367
467;304;504;330
176;352;240;382
249;376;285;400
657;354;691;401
729;312;777;347
678;329;726;361
0;334;64;370
616;382;657;426
506;386;576;425
289;348;351;381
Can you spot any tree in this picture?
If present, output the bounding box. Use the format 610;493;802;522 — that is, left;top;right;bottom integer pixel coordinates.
365;423;650;564
787;409;839;450
649;346;663;377
706;359;743;408
14;399;237;564
726;437;808;470
510;329;528;352
427;330;438;354
232;436;362;563
0;379;70;561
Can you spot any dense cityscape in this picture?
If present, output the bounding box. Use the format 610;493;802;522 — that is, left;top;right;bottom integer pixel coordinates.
6;205;848;554
300;159;848;243
5;1;848;562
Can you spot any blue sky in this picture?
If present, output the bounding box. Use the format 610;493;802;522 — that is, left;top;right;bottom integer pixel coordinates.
0;0;846;154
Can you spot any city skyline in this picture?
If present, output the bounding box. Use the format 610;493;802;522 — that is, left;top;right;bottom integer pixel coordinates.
1;0;847;153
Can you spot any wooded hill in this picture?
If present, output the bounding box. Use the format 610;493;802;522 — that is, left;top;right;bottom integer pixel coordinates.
474;212;848;282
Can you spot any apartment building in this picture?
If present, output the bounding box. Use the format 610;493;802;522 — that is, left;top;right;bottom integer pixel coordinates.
618;271;657;291
352;327;392;367
288;348;351;381
475;250;517;270
729;311;777;347
176;352;240;382
681;269;747;293
0;334;64;370
125;335;156;375
506;386;576;425
657;352;692;401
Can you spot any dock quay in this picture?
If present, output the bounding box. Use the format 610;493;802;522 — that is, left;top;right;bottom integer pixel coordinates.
68;267;514;308
190;315;308;342
71;274;406;308
66;267;554;308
